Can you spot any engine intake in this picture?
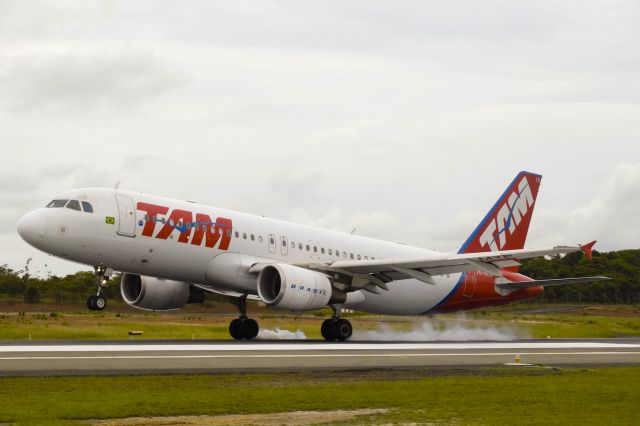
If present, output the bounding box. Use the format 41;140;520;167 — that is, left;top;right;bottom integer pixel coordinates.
120;273;204;311
257;264;343;311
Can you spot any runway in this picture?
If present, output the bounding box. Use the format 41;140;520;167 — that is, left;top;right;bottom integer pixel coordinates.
1;338;639;376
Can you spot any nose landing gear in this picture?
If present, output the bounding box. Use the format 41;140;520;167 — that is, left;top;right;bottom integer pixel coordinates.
229;295;260;340
86;265;112;311
321;305;352;341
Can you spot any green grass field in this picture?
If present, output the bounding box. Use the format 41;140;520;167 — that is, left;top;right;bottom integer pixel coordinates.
0;304;638;340
0;367;638;425
0;305;638;425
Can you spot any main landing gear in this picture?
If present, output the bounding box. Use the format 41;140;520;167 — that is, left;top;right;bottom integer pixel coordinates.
321;305;353;341
86;265;110;311
229;295;259;340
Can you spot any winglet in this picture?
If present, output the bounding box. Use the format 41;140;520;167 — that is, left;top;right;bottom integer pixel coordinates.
580;240;597;260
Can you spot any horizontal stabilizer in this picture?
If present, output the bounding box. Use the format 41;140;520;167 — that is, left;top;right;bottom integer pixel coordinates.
497;276;610;289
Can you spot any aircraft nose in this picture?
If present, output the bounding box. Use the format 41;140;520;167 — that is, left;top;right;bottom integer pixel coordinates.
17;210;46;246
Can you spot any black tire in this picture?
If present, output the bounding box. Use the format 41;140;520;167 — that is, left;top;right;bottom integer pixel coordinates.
244;319;259;339
86;295;95;311
229;319;243;340
94;296;107;311
334;319;353;341
321;319;335;341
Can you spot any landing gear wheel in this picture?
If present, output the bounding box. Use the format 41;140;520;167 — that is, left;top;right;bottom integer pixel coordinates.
229;318;260;340
321;319;335;341
229;319;243;340
334;319;352;341
321;306;353;342
244;318;259;339
93;296;107;311
229;296;260;340
87;265;111;311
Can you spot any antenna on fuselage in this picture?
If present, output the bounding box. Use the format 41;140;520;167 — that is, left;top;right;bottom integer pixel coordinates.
114;181;121;189
350;227;357;235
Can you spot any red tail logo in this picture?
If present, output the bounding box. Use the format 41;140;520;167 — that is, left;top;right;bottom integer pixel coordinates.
459;172;541;254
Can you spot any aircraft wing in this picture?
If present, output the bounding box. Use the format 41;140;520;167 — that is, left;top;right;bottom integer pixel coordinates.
301;243;597;293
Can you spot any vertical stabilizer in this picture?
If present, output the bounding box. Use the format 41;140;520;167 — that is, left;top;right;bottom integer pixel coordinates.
458;171;542;254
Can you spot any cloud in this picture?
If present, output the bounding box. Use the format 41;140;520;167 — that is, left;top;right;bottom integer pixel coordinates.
0;50;185;114
532;163;640;251
288;163;640;253
0;1;638;277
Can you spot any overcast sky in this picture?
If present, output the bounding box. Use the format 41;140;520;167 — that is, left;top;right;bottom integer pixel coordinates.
1;1;639;276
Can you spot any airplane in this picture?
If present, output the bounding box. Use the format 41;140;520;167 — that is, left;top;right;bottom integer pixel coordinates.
16;171;608;341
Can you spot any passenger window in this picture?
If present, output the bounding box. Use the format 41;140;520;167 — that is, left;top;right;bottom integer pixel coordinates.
251;234;255;241
313;246;317;253
321;248;325;254
81;202;94;213
243;233;247;240
270;237;275;245
357;254;361;260
235;231;239;238
364;256;368;260
258;235;263;243
282;239;287;247
328;249;332;255
66;200;81;211
291;241;295;249
227;229;232;237
299;243;303;250
336;250;340;257
350;253;354;259
46;199;69;208
306;245;310;251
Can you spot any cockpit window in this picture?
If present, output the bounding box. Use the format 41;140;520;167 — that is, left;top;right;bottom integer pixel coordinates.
66;200;81;211
81;201;94;213
46;199;69;208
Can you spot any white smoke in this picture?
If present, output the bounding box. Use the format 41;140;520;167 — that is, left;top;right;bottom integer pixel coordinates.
353;317;526;341
257;328;307;340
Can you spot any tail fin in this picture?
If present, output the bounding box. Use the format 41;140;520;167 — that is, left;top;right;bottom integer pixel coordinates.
458;171;542;254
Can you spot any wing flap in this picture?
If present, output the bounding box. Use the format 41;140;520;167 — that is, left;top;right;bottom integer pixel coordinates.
496;276;610;289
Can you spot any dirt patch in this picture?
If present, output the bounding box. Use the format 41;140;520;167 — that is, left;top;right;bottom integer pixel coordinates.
88;409;388;425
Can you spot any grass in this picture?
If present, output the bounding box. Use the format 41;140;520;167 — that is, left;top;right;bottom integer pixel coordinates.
0;304;638;341
0;367;638;425
0;311;325;340
468;305;640;338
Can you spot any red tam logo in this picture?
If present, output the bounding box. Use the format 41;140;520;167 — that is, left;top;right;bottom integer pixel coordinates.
137;202;232;250
478;176;536;251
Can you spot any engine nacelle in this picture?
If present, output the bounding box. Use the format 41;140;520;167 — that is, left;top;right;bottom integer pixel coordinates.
257;264;339;311
120;273;204;311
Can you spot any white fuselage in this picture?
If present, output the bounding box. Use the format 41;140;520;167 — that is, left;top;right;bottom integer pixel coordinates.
18;188;461;315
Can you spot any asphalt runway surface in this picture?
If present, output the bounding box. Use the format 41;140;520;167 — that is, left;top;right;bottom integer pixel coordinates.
0;338;639;376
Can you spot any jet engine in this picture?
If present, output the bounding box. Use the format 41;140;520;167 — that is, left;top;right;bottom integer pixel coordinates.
257;264;344;311
120;273;204;311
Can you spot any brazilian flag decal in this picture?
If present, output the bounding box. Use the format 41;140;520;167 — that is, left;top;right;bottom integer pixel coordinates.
105;216;116;225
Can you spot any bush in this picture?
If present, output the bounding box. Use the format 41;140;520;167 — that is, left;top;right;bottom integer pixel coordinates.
24;287;41;304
